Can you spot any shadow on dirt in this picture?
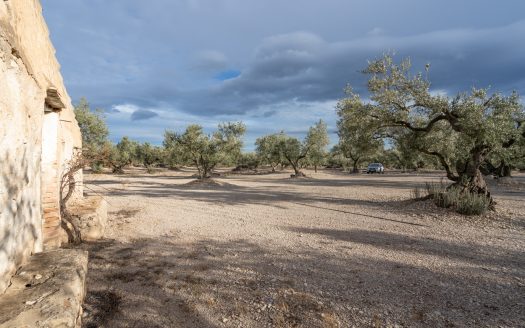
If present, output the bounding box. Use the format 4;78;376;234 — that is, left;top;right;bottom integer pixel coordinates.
79;233;524;327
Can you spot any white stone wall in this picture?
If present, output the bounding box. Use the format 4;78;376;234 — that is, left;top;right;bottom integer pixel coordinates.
0;35;44;294
0;0;82;293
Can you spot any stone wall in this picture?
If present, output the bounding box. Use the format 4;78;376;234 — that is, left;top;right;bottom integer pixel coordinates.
0;0;82;293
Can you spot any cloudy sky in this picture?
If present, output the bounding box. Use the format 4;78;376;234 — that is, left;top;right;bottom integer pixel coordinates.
42;0;525;150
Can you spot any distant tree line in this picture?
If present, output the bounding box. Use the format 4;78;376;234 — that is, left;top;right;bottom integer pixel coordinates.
75;93;524;184
75;53;525;207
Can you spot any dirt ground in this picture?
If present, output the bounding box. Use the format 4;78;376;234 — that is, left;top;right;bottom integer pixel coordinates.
79;168;525;328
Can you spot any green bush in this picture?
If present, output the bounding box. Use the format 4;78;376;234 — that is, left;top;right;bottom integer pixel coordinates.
419;180;490;215
435;187;461;208
455;191;491;215
91;163;104;174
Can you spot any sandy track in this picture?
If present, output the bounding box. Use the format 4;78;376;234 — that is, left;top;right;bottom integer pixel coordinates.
80;169;525;328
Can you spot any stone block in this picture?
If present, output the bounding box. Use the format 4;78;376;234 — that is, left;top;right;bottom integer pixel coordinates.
69;196;108;241
0;249;88;328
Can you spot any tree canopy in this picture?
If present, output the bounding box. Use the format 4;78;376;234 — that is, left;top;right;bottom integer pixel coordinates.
336;102;382;172
305;120;330;172
338;54;525;202
255;133;285;172
166;122;246;179
74;97;109;151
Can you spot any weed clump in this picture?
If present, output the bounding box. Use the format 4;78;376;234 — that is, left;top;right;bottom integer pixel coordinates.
414;180;491;215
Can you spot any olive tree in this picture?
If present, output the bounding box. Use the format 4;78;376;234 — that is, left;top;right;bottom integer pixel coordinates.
74;98;109;171
305;120;330;172
169;122;246;179
163;130;183;169
136;142;163;172
255;133;285;172
74;98;109;152
339;54;524;203
279;136;308;176
108;137;138;173
336;104;382;173
278;123;327;177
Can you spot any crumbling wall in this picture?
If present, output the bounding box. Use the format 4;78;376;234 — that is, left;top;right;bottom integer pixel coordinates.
0;0;82;293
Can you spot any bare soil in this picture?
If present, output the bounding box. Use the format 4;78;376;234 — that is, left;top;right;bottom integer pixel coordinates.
80;168;525;328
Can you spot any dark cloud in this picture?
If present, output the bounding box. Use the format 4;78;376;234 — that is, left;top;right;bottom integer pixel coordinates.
131;109;159;121
167;21;525;116
192;50;228;71
262;110;277;118
41;0;525;145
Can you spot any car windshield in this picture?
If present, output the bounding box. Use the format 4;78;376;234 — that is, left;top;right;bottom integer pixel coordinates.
369;163;381;167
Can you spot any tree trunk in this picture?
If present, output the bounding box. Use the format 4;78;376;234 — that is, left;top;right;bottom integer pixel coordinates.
455;169;491;201
454;147;493;206
292;164;300;175
496;162;512;177
196;165;204;179
352;159;359;173
202;165;210;179
314;164;317;173
112;165;124;174
290;162;305;177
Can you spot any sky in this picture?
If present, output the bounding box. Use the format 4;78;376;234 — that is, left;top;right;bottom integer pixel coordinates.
41;0;525;150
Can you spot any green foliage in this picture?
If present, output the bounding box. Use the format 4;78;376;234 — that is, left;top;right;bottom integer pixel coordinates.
74;98;109;150
305;120;330;172
163;130;183;169
336;98;382;172
257;122;330;176
136;142;163;171
235;152;260;171
255;133;286;171
108;137;139;173
217;122;246;166
90;162;104;174
278;135;308;175
167;122;246;179
338;54;525;200
455;190;491;215
433;187;490;215
326;145;346;169
420;180;490;215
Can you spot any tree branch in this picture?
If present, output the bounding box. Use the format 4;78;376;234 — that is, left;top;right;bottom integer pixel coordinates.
393;114;447;132
417;148;459;181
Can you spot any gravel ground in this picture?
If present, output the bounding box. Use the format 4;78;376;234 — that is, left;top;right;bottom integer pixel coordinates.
80;168;525;328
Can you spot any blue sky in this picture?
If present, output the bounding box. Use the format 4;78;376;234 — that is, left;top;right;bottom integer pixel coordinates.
41;0;525;150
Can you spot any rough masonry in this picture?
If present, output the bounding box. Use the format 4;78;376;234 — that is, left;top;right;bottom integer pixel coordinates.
0;0;83;294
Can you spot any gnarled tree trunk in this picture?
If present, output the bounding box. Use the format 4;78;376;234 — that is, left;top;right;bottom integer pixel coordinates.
453;146;494;206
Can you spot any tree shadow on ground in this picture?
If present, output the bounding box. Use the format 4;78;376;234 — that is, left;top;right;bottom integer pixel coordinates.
79;233;524;328
84;175;423;215
285;226;524;270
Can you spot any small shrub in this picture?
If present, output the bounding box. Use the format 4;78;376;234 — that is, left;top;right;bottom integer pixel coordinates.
455;191;491;215
429;184;490;215
91;163;104;174
436;186;461;208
